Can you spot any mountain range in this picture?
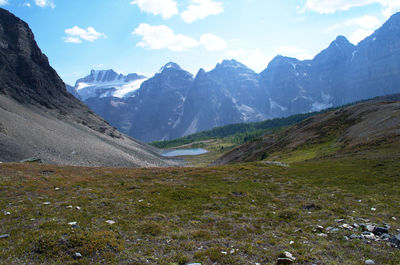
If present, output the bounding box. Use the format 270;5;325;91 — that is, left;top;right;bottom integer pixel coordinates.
69;12;400;142
0;8;178;167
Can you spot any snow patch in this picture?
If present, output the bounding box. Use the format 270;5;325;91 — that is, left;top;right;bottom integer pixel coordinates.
269;98;287;111
113;78;148;98
351;50;358;61
183;116;199;136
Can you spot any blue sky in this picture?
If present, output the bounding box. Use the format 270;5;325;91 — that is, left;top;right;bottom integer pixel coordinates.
1;0;399;84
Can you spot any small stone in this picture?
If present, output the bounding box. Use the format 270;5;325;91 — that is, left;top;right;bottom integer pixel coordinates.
68;221;78;228
371;208;376;211
361;232;375;240
277;252;296;264
365;259;375;265
381;233;391;240
350;234;359;239
391;234;400;245
289;240;294;245
106;220;116;225
344;236;350;241
315;225;324;232
335;219;345;223
373;226;389;235
74;252;82;259
66;205;73;209
230;249;235;254
138;199;144;202
341;224;353;230
187;263;201;265
221;251;227;255
318;233;328;237
4;211;10;215
329;228;340;233
366;225;375;232
353;223;360;228
76;206;81;210
42;202;51;205
0;234;9;239
55;187;60;191
393;217;397;221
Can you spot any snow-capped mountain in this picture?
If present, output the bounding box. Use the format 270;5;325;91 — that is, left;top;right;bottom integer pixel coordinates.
69;12;400;142
73;69;148;100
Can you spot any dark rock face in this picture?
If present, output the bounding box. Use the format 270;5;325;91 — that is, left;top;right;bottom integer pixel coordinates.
76;12;400;142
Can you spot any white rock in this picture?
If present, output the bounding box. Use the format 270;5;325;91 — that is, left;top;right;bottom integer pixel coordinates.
68;221;77;226
42;202;51;205
138;199;144;202
365;259;375;265
74;252;82;258
317;233;328;237
392;217;397;220
55;187;60;191
230;249;235;254
290;241;294;245
371;208;376;211
106;220;116;225
221;251;227;255
76;206;81;210
4;211;10;215
66;205;73;209
284;251;296;260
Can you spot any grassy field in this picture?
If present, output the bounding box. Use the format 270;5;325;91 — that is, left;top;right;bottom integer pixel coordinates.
0;146;399;264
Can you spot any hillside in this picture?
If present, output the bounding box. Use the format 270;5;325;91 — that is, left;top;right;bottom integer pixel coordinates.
0;8;178;167
213;94;400;165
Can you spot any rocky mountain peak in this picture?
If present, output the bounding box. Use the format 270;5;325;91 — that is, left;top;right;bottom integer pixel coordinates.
159;62;183;73
218;59;248;69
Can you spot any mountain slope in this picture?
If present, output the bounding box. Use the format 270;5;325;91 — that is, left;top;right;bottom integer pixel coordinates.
0;8;178;167
212;94;400;165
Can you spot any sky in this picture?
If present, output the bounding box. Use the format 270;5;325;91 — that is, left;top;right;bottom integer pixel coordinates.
1;0;399;85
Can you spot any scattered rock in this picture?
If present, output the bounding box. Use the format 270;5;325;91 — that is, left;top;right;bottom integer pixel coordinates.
76;206;81;210
289;241;294;245
4;211;10;215
55;187;60;191
74;252;82;259
381;233;391;240
365;259;375;265
315;225;324;232
66;205;73;209
221;251;227;255
366;225;375;232
373;226;389;235
277;252;296;264
344;236;350;241
341;224;353;230
361;232;375;240
335;219;345;223
350;234;359;239
68;221;78;228
391;234;400;246
42;202;51;205
0;234;9;239
371;208;376;211
393;217;397;221
329;228;340;233
187;263;201;265
317;233;328;237
106;220;116;225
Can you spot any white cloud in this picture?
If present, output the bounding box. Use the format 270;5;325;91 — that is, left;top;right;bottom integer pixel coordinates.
64;26;106;44
226;49;272;72
326;15;381;44
200;33;227;50
274;46;312;60
349;29;374;43
34;0;55;8
0;0;8;6
303;0;400;17
327;15;380;32
133;24;198;51
181;0;223;23
23;2;32;7
133;24;227;52
131;0;178;19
